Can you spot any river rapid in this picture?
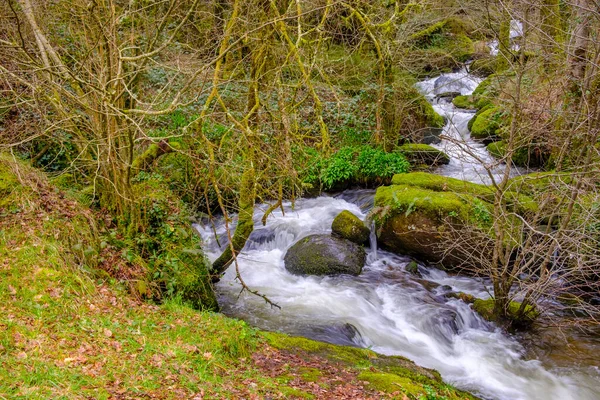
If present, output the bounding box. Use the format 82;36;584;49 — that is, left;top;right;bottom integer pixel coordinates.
195;69;600;399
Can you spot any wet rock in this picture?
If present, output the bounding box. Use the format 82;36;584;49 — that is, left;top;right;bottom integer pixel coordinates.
297;323;364;347
435;91;461;100
421;127;443;145
248;228;276;245
331;210;370;246
405;261;421;277
284;234;366;276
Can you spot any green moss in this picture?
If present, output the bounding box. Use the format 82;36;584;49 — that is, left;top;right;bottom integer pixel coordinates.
358;371;425;396
299;367;323;383
448;34;475;62
452;95;475;109
331;210;370;245
264;332;376;366
390;172;537;215
473;299;539;324
469;57;498;76
131;175;218;311
467;103;493;131
0;161;19;207
487;142;544;168
391;172;492;197
470;107;507;140
398;144;450;166
374;184;472;223
263;332;479;400
279;386;315;399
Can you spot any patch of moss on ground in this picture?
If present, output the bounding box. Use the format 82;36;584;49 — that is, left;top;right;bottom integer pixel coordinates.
264;332;479;400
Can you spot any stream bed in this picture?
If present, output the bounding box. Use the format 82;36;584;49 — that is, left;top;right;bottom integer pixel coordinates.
195;69;600;399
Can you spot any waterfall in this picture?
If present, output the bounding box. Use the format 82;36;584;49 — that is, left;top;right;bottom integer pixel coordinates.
367;220;378;263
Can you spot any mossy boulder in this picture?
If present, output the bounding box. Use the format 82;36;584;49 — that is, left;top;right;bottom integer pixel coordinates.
452;95;476;110
331;210;370;245
408;19;476;74
372;184;477;265
391;172;538;216
264;331;479;400
469;57;498;76
372;173;537;266
398;144;450;167
132;176;218;311
473;298;539;327
487;141;549;168
284;234;365;276
470;107;507;143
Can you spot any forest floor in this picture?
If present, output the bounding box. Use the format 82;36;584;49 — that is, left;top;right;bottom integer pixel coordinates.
0;154;476;400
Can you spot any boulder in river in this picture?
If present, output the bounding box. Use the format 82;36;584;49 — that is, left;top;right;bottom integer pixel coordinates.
331;210;370;245
284;234;365;276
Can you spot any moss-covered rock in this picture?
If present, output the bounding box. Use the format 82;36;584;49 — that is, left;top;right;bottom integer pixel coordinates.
473;298;539;326
398;144;450;167
487;141;549;168
132;175;218;311
331;210;370;245
372;184;476;265
470;107;507;142
391;172;538;215
409;19;476;74
469;57;498;76
452;95;476;110
372;173;537;266
284;234;365;276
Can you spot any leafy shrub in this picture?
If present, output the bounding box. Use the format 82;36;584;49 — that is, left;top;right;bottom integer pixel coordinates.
321;147;358;189
301;146;410;190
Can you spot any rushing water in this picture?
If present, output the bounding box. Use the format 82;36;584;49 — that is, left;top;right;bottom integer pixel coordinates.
415;68;524;184
195;67;600;399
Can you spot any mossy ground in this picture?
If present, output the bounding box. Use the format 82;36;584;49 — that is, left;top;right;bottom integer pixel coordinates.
0;154;478;399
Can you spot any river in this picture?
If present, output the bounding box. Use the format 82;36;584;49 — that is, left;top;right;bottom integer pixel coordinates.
195;68;600;400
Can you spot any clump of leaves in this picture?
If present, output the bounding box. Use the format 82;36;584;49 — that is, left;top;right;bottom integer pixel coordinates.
301;146;410;190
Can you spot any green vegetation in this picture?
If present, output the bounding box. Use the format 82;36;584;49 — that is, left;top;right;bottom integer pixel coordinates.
452;95;476;109
302;146;410;191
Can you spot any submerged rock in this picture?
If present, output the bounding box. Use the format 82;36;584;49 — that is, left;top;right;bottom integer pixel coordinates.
331;210;370;246
284;234;366;276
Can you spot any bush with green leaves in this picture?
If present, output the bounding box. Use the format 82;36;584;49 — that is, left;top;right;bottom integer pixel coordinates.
301;146;410;191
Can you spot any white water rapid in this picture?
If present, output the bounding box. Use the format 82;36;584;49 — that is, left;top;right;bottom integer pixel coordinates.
195;67;600;399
